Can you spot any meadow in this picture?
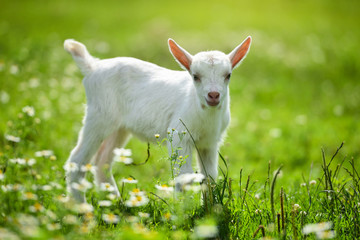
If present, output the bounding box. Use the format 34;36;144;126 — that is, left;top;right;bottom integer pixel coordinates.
0;0;359;239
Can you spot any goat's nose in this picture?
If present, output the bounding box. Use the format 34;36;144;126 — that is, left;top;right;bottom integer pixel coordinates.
208;91;220;100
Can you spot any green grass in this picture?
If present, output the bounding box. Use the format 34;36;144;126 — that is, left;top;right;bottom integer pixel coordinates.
1;0;359;239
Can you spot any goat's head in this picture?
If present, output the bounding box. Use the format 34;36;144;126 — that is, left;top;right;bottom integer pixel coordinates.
168;37;251;108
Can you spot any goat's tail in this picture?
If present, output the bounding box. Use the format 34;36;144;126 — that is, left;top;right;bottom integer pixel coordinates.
64;39;98;75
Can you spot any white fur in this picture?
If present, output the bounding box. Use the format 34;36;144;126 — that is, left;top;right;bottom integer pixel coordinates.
64;37;251;202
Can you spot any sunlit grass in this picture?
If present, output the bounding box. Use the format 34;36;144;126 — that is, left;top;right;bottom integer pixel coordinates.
1;106;359;239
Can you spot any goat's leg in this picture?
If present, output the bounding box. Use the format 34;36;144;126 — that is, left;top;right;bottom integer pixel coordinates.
93;128;131;196
197;147;219;181
65;113;115;202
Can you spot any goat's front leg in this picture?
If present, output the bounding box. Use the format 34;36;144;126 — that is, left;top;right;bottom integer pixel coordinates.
197;147;219;181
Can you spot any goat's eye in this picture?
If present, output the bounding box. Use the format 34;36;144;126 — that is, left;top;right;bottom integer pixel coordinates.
193;75;200;82
225;73;231;81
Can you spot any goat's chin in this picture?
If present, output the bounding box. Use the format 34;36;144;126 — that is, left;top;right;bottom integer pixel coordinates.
205;99;220;107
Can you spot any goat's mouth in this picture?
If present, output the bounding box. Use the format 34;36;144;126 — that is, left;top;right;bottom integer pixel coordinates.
205;99;220;107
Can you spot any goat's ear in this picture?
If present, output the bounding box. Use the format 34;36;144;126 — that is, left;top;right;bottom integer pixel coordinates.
168;38;193;71
228;36;252;69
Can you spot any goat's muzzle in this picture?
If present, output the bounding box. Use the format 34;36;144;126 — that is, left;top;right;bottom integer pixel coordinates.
206;91;220;106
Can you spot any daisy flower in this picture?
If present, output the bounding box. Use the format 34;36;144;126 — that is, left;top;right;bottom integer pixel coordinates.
22;106;35;117
175;173;205;186
41;185;53;191
163;212;173;221
113;148;133;164
129;188;142;196
302;222;332;235
46;223;61;231
12;184;23;191
194;224;218;238
55;195;70;203
113;155;133;164
71;179;93;192
63;214;78;225
309;180;317;185
121;177;138;184
0;228;19;240
155;184;174;197
24;158;36;166
17;213;39;226
74;203;94;213
0;170;4;181
125;195;149;207
126;216;139;223
63;162;79;172
23;192;38;200
10;158;35;166
293;204;301;211
167;128;178;135
155;184;174;192
98;200;112;207
1;184;13;192
102;213;119;224
316;230;336;239
100;182;116;192
35;150;54;158
9;158;19;164
49;182;63;189
113;148;132;157
29;202;45;212
46;210;57;220
125;190;149;207
5;134;20;143
10;65;19;75
138;212;150;218
106;193;118;200
80;163;97;174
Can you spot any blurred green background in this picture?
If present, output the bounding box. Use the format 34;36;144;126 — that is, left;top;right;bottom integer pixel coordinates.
0;0;359;184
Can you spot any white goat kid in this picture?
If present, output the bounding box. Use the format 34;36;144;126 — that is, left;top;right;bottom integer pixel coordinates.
64;37;252;202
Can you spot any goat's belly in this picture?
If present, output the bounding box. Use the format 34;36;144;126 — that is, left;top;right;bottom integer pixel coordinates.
128;127;167;143
121;116;169;143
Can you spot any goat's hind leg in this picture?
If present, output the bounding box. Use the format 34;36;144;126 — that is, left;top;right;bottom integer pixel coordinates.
93;128;131;196
65;113;115;202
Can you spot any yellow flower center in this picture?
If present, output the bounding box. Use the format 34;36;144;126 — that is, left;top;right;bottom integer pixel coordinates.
132;188;140;193
34;203;43;211
25;192;34;199
164;213;171;220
